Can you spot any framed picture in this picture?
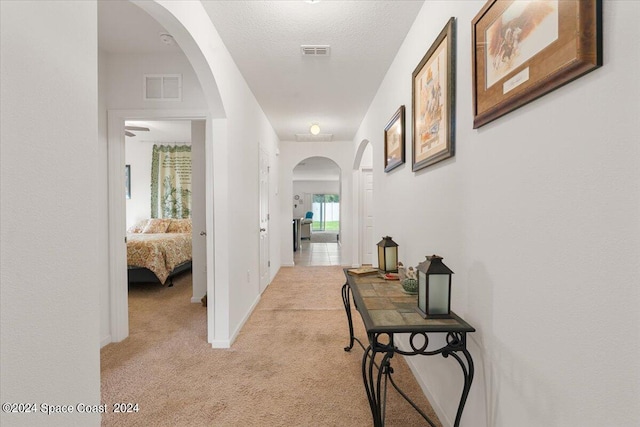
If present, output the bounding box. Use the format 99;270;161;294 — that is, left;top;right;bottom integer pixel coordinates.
412;17;456;172
125;164;131;199
472;0;602;128
384;105;405;173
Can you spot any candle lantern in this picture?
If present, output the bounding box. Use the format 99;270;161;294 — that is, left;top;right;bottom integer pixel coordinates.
416;255;453;318
376;236;398;273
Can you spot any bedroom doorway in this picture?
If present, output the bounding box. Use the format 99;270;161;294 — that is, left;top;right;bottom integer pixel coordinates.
124;118;206;329
124;119;204;286
108;111;212;343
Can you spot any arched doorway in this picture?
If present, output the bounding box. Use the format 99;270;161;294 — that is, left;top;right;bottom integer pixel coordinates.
352;139;374;266
292;156;342;266
105;0;226;346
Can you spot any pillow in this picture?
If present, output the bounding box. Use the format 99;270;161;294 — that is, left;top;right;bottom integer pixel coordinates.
166;219;192;233
127;219;148;233
142;218;172;234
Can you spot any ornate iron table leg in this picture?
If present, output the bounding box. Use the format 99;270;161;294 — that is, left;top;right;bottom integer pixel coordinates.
443;343;474;427
362;343;392;427
342;282;356;351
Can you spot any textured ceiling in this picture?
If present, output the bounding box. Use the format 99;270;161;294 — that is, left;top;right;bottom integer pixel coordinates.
99;0;425;175
98;0;181;54
201;0;424;141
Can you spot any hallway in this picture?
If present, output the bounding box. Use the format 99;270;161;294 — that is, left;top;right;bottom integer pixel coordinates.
293;231;342;266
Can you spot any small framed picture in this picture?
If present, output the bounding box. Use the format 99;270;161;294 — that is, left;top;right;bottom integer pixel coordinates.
384;105;405;173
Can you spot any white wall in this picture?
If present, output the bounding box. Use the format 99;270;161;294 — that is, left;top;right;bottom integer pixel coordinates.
1;2;101;426
98;49;111;347
354;1;640;426
280;141;353;266
106;52;207;110
142;1;282;346
125;140;191;229
100;49;207;345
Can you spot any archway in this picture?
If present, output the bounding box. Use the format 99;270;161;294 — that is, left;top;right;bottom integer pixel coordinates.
292;156;342;265
107;1;227;346
352;139;374;266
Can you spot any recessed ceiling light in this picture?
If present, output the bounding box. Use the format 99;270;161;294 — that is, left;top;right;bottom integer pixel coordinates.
309;124;321;135
305;0;321;4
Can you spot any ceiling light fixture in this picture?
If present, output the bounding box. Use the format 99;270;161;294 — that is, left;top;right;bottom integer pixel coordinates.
309;124;321;135
305;0;321;4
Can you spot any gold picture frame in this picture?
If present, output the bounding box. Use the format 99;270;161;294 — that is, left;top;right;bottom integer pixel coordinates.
472;0;602;128
412;17;456;172
384;105;405;173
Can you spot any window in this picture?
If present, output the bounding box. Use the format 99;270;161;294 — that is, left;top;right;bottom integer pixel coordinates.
312;194;339;232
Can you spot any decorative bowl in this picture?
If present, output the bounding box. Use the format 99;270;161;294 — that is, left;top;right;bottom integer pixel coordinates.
402;278;418;295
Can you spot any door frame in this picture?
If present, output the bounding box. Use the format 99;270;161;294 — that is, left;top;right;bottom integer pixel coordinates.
107;109;213;343
258;148;270;294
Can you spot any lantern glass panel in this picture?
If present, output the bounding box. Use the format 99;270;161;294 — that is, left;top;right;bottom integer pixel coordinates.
418;271;427;313
378;246;385;270
385;247;397;272
428;274;449;315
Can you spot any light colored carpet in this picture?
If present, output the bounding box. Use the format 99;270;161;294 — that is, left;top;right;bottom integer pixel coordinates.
100;266;441;426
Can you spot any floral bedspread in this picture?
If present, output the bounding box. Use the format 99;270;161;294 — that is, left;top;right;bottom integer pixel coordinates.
127;233;192;284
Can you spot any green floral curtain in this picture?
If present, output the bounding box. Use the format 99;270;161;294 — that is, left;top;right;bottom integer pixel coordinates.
150;144;192;218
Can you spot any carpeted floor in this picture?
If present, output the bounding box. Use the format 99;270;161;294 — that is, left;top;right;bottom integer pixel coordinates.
100;266;441;426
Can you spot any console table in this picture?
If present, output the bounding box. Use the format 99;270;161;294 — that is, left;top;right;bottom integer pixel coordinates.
341;269;475;427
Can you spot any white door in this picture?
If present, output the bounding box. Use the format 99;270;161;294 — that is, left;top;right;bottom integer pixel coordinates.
191;120;207;300
259;149;270;293
361;169;374;265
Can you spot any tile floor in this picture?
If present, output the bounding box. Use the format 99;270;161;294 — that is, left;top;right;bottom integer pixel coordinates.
293;240;342;266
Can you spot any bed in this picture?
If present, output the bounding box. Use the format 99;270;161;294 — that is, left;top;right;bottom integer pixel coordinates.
126;218;193;286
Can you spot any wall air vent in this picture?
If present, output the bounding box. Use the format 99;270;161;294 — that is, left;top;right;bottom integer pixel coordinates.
301;45;331;57
144;74;182;101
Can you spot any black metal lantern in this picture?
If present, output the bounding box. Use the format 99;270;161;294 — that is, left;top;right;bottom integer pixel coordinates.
416;255;453;318
377;236;398;273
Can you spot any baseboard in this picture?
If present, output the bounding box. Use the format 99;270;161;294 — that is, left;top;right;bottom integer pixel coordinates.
210;339;231;349
401;349;452;427
227;292;261;345
191;296;203;304
210;292;262;349
100;335;112;348
281;262;295;267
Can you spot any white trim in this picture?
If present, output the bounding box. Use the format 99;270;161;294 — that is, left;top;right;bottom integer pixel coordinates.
210;292;261;349
191;297;202;304
100;335;112;348
107;111;129;342
107;109;211;345
210;339;232;349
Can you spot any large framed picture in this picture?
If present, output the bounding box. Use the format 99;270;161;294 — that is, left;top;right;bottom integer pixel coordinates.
412;17;456;172
384;105;405;173
472;0;602;128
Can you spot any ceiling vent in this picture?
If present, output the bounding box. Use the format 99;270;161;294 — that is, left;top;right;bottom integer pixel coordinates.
301;45;331;57
295;133;333;142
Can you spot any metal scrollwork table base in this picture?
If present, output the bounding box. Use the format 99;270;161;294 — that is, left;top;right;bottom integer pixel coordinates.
341;269;475;427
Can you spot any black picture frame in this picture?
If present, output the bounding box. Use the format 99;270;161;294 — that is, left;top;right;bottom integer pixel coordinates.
384;105;405;173
412;17;456;172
